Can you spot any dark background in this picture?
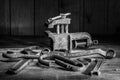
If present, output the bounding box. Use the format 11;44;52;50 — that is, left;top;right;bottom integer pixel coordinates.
0;0;120;37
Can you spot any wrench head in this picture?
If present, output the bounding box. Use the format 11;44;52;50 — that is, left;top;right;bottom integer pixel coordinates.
106;49;116;59
91;71;101;76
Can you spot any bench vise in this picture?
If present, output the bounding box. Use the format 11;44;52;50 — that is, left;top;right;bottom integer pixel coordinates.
45;13;98;52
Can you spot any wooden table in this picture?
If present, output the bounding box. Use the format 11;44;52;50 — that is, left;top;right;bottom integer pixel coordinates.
0;44;120;80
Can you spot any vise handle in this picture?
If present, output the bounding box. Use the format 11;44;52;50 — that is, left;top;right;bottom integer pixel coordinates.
48;13;71;23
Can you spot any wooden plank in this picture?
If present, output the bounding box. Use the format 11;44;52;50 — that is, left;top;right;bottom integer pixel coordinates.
4;0;11;35
35;0;59;36
108;0;120;35
0;0;10;35
11;0;34;36
60;0;81;32
84;0;106;35
0;0;6;35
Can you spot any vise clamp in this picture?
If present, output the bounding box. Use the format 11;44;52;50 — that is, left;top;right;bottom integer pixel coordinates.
45;13;97;52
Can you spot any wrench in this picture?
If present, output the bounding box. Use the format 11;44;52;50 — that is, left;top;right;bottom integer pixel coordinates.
90;59;104;76
6;48;43;74
82;58;104;76
55;59;79;71
6;59;32;74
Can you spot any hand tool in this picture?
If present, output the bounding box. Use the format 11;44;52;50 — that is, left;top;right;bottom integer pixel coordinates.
5;48;43;74
82;58;97;75
90;59;104;76
6;59;32;74
52;55;83;67
82;58;104;76
55;59;79;71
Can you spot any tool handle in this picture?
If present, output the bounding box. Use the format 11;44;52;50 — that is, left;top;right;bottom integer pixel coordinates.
48;13;71;22
52;55;83;67
55;59;79;71
7;59;32;74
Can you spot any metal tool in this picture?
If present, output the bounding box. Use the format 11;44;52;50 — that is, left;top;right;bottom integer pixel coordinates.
76;58;92;65
82;59;97;75
45;13;96;52
2;48;44;62
90;59;104;76
6;59;32;74
52;55;83;67
55;59;79;71
48;13;71;23
82;58;104;76
5;48;43;74
105;49;116;59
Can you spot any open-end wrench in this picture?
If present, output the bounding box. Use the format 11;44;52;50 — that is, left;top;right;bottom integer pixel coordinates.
6;59;32;74
82;58;104;76
82;58;97;75
90;59;104;76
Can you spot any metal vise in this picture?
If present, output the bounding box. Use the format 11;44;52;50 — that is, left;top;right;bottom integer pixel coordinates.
45;13;97;52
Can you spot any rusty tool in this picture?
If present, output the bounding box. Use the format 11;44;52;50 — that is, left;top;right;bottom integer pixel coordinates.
82;59;97;75
6;48;43;74
48;13;71;23
2;49;38;59
90;59;104;76
52;55;83;67
6;59;32;74
55;59;79;71
76;58;92;65
82;58;104;76
37;58;50;67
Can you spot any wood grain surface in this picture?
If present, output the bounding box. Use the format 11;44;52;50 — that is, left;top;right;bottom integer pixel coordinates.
0;43;120;80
